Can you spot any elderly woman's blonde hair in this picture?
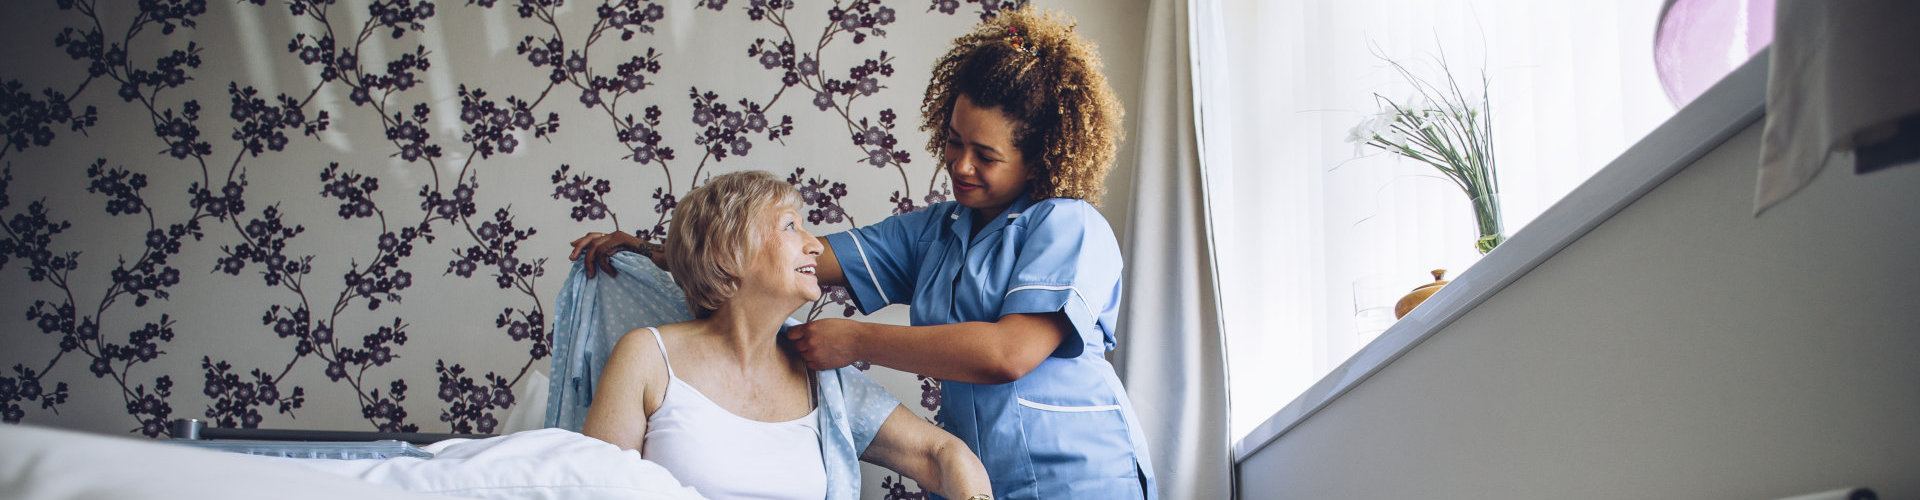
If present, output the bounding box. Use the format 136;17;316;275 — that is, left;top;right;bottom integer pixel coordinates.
664;170;803;319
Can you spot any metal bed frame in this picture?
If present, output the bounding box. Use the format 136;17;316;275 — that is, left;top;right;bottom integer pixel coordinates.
169;418;490;445
167;418;494;459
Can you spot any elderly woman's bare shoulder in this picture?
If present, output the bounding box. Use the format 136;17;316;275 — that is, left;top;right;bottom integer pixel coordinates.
607;321;695;367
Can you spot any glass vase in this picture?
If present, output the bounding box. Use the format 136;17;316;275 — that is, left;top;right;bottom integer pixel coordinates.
1472;193;1505;254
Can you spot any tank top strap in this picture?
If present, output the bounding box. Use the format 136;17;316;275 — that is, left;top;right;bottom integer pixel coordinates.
643;326;674;379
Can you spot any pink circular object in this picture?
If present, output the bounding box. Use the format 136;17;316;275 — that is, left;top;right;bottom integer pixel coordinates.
1654;0;1775;107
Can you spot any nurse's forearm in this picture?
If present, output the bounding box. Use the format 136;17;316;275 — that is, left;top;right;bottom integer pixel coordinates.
657;236;847;287
853;313;1067;385
814;236;849;287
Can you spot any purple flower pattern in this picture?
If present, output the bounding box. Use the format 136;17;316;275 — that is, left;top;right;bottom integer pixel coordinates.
202;356;303;429
4;3;1030;495
435;361;513;434
927;0;1023;22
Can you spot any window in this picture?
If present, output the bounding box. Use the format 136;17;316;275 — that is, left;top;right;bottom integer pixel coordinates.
1197;0;1718;443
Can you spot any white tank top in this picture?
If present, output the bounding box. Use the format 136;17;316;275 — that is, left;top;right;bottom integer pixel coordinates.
637;327;826;500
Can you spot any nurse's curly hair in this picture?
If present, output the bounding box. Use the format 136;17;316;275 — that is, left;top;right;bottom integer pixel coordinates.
922;6;1123;205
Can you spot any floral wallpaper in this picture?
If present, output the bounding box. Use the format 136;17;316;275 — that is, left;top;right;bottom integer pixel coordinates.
0;0;1141;497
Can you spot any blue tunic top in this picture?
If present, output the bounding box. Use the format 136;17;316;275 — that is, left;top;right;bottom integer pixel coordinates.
826;195;1157;500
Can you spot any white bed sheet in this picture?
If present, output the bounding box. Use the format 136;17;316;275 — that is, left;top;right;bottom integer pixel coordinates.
1;423;443;500
265;428;706;500
0;424;707;500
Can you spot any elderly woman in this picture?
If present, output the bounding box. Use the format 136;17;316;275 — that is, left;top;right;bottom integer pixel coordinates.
576;171;992;500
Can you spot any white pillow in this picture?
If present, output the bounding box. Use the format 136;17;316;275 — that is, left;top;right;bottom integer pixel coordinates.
276;428;708;500
499;370;551;435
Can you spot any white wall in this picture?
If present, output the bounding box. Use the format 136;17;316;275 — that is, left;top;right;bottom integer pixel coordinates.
1236;120;1920;498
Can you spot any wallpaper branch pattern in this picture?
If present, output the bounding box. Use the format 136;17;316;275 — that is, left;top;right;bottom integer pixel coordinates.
3;0;1032;496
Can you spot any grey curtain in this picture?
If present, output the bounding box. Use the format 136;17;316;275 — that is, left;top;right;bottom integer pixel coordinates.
1115;0;1233;498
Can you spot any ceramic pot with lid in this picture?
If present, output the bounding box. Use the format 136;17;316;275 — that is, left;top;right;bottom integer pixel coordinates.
1394;269;1449;319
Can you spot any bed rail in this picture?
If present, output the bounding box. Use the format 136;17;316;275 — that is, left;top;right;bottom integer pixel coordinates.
170;418;493;445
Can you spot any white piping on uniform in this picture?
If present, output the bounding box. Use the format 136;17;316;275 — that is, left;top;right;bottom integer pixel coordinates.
1005;284;1099;325
1017;397;1120;412
847;232;889;304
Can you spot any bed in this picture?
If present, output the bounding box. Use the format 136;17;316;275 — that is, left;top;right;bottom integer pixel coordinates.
0;424;704;500
0;253;713;500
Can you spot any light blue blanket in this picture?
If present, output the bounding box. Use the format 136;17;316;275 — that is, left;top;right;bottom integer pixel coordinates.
545;252;899;500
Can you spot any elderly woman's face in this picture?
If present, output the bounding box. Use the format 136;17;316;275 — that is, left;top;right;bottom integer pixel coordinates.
745;204;824;304
943;94;1032;221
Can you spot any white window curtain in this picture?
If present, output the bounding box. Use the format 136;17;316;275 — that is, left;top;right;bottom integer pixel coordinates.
1115;0;1231;499
1193;0;1679;442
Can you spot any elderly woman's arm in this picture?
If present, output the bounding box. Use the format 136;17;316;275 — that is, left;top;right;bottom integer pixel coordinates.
862;405;993;499
581;328;664;451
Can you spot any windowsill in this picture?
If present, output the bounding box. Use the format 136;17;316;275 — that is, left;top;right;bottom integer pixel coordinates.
1230;50;1772;463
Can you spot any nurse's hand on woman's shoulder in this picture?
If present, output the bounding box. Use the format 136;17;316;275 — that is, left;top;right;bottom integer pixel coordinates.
786;319;864;370
567;230;666;278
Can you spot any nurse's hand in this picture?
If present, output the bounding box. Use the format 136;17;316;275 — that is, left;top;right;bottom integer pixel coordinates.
567;230;663;278
787;318;865;370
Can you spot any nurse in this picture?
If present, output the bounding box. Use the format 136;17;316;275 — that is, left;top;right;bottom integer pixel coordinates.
787;8;1154;500
571;7;1153;499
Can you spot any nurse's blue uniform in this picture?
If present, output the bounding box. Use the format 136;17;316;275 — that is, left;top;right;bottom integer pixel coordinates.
824;194;1157;500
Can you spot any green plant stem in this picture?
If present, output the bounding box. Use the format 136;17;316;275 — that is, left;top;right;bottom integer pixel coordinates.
1358;55;1504;253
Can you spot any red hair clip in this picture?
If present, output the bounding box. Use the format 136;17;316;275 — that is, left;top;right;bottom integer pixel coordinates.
1007;26;1029;53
